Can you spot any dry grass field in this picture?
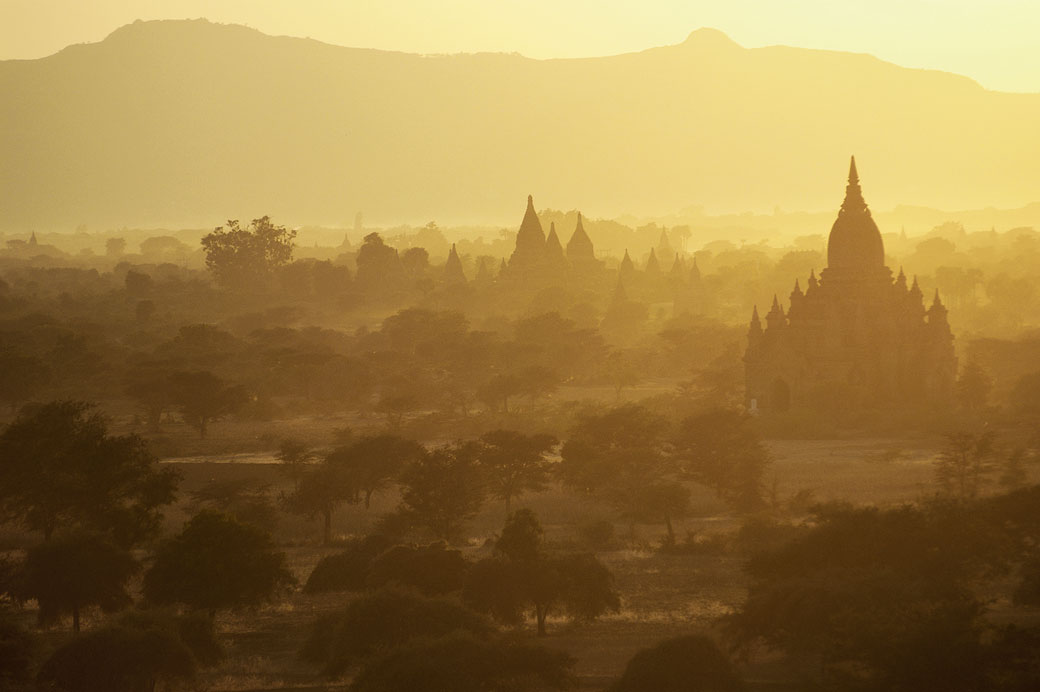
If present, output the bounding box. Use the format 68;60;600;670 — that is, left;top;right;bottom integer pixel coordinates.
145;432;969;691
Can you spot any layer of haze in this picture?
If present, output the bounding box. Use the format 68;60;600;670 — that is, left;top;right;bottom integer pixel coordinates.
2;0;1039;93
2;17;1039;231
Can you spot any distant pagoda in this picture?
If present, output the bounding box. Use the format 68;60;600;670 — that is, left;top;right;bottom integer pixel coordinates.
744;157;956;413
507;195;547;271
504;196;602;279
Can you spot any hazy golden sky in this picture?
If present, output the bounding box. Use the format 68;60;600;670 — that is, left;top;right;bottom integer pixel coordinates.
2;0;1038;93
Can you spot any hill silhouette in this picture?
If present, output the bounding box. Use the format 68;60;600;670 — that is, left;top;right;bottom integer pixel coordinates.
1;19;1038;231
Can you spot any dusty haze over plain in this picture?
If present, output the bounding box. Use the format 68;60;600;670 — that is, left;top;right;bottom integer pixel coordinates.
1;17;1038;232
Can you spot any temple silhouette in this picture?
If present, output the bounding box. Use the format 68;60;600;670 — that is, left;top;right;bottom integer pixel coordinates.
503;195;602;278
744;157;956;413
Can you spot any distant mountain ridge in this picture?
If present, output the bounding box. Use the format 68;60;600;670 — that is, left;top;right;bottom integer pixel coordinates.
1;19;1037;231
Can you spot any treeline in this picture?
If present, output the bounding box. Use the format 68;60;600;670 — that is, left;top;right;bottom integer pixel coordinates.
4;399;1040;689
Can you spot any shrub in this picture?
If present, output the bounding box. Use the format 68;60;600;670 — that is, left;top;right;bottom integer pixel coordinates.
300;588;493;676
304;535;393;594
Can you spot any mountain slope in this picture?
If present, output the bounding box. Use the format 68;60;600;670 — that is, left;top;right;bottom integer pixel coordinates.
1;19;1037;231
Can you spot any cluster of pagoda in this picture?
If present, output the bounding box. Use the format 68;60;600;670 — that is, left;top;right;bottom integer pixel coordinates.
441;194;703;292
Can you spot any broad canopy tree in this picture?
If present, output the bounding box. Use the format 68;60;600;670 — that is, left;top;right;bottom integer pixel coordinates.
464;510;620;636
143;511;295;618
559;404;691;541
0;401;179;544
475;429;557;514
397;443;487;543
17;530;137;633
201;216;296;289
673;409;770;512
168;371;247;439
284;434;423;544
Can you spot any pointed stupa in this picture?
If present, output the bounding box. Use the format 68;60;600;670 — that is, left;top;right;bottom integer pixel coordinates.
566;212;595;263
689;256;701;284
791;279;803;299
619;249;635;277
765;295;786;330
545;222;565;259
895;266;908;290
748;305;763;336
669;254;686;277
909;275;923;300
443;243;466;283
807;269;819;291
645;248;661;274
928;289;950;329
509;194;546;268
29;231;38;246
827;156;884;272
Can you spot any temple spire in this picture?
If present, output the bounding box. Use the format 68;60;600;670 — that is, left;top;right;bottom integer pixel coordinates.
619;249;635;277
566;211;595;263
645;247;661;274
545;222;564;257
766;295;786;330
748;305;763;341
509;193;546;269
443;243;466;283
840;155;867;214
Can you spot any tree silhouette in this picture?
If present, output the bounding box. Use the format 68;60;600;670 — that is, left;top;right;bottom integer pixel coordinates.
17;531;137;632
464;510;619;636
168;371;247;438
956;361;992;413
0;401;179;543
934;430;997;499
300;588;493;676
356;232;404;288
201;216;296;289
674;409;770;512
36;616;203;692
283;459;355;545
123;367;173;432
476;430;557;514
365;543;469;596
397;443;486;543
143;511;295;618
727;503;999;689
274;437;313;491
559;404;689;539
609;635;743;692
304;534;393;594
329;434;424;509
186;477;279;533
